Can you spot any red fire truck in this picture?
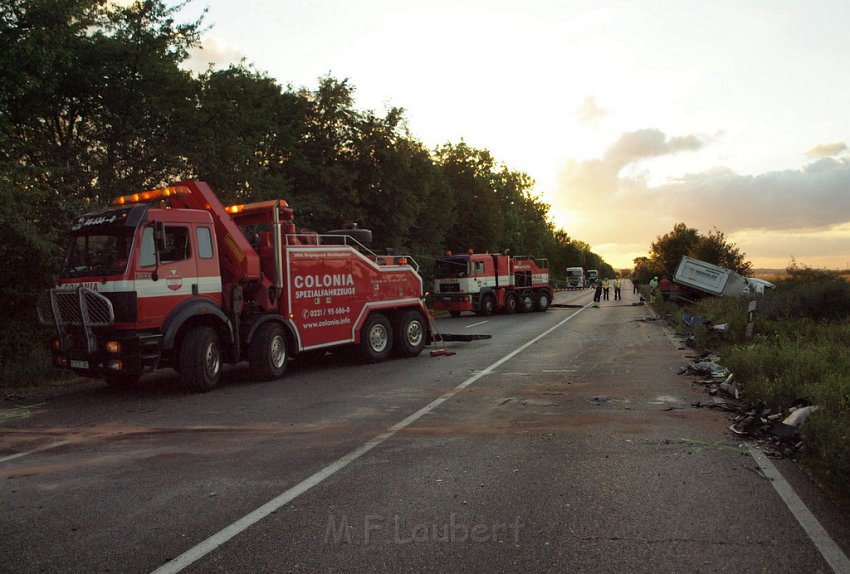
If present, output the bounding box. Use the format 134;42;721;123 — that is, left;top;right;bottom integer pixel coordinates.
37;181;430;390
431;252;553;316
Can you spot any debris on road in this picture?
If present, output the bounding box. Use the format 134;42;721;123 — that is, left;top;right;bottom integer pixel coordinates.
681;355;821;459
772;405;821;439
719;374;742;399
678;356;728;379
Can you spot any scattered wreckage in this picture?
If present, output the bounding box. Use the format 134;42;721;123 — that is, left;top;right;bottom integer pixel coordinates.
680;352;820;459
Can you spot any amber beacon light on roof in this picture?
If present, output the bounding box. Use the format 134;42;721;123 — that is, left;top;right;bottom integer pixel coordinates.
112;185;193;206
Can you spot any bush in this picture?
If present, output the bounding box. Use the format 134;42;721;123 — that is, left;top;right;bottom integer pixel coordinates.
760;268;850;323
0;316;66;388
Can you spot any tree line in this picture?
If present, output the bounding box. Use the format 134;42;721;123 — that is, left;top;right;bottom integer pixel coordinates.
1;0;613;321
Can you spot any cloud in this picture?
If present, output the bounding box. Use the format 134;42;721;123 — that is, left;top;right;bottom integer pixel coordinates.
604;129;704;167
575;96;608;126
550;129;850;267
182;35;246;76
806;141;847;158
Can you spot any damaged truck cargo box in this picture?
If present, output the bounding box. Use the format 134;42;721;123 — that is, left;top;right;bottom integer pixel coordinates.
674;256;752;298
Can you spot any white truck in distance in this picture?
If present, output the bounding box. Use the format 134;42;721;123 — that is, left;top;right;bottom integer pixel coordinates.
566;267;585;289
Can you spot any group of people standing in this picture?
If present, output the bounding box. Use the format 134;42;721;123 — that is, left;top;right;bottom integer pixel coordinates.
593;277;623;303
590;274;674;304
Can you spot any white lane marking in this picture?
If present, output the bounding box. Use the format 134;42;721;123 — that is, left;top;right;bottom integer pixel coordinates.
465;320;488;329
0;441;71;464
151;304;590;574
749;447;850;573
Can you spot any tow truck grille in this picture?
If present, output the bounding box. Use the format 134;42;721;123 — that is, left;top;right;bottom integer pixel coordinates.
439;283;460;293
38;288;115;327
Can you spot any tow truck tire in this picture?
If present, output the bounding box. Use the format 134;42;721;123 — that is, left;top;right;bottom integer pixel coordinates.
477;294;495;316
104;373;139;388
503;293;518;314
250;322;288;381
518;291;534;313
393;310;427;357
449;311;461;317
359;313;393;363
535;290;551;312
180;326;222;392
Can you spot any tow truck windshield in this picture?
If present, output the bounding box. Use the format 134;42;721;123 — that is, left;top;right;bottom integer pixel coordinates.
63;231;134;278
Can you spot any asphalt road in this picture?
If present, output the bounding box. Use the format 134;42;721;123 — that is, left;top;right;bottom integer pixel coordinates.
2;289;849;573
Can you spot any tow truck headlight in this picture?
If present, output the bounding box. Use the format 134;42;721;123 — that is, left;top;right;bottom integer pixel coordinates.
105;341;121;353
107;359;124;371
52;338;61;351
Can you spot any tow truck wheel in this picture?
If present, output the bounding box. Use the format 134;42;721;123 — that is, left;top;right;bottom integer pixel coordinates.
393;310;427;357
180;326;221;392
503;293;518;314
535;290;551;312
250;322;288;381
359;313;393;363
449;311;461;317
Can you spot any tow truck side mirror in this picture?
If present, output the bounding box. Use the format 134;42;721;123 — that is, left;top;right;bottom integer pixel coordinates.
154;221;167;253
151;221;166;282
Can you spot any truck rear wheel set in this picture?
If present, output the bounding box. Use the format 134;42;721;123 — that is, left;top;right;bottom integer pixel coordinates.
361;313;392;362
357;310;427;363
393;310;427;358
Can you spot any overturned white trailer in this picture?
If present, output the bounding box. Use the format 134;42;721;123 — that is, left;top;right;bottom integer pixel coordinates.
674;256;750;297
673;256;773;300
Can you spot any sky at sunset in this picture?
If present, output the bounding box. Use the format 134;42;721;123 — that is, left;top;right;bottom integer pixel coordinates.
171;0;850;270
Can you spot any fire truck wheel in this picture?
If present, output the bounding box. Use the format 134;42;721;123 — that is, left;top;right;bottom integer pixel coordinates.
359;313;393;363
503;293;518;314
535;290;551;312
393;310;427;357
477;295;495;316
518;292;534;313
180;326;222;391
250;322;289;381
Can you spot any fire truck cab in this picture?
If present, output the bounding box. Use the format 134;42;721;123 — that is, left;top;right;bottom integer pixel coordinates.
431;252;552;317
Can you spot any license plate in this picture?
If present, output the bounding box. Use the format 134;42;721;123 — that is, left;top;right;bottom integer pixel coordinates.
70;359;89;369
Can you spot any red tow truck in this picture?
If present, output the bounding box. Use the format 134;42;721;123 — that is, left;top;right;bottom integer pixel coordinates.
431;252;553;316
37;181;430;390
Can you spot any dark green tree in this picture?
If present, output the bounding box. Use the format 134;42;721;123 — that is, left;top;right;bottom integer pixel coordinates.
648;222;700;278
643;222;752;281
435;142;504;252
189;64;303;205
690;227;751;275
